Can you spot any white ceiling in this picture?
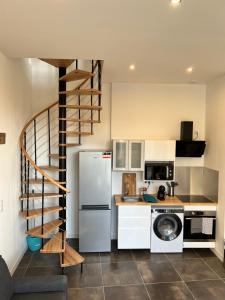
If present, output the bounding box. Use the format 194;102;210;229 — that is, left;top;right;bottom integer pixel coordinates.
0;0;225;83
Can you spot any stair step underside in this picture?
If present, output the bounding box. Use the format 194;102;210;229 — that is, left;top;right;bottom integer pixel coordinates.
59;105;102;111
58;118;100;124
59;69;93;82
41;232;66;254
49;154;66;159
40;59;75;68
21;206;64;220
38;166;66;172
26;219;63;238
20;193;64;201
24;179;66;185
59;131;93;136
59;88;101;97
60;242;84;267
58;143;81;147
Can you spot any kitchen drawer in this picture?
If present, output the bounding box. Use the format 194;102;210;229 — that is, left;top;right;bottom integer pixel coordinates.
119;206;151;218
118;228;150;249
119;217;150;229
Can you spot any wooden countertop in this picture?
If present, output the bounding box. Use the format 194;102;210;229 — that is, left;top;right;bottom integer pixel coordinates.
114;195;217;207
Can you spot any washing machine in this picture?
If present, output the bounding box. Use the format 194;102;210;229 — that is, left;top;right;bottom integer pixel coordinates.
151;206;184;253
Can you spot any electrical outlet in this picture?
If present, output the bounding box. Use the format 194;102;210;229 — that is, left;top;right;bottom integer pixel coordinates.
0;200;3;212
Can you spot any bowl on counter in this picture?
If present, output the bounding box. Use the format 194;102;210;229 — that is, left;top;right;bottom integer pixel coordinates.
143;194;158;203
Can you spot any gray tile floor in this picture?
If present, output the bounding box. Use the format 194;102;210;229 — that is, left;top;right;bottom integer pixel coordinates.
14;241;225;300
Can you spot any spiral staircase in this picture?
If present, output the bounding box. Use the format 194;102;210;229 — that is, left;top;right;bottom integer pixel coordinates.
19;59;102;270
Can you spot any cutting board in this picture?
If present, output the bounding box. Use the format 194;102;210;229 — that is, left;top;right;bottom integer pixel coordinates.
122;173;136;196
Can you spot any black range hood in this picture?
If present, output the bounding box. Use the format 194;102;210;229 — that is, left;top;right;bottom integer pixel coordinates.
176;140;206;157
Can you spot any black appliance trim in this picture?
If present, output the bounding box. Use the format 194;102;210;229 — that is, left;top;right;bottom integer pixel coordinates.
176;140;206;157
144;161;174;181
152;208;184;214
183;210;216;240
81;205;110;210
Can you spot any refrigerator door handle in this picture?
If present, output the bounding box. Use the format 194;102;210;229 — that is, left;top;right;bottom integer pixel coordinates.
81;204;110;210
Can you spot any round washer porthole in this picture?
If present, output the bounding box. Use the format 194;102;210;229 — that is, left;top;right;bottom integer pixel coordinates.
153;214;182;241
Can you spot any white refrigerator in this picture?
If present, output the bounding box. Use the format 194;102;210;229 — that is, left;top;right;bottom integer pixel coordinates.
79;151;112;252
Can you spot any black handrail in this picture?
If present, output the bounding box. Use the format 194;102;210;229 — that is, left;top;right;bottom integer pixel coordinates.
26;160;30;231
41;175;45;249
78;92;81;145
34;119;37;179
20;151;24;212
90;60;94;134
98;60;102;122
48;109;51;166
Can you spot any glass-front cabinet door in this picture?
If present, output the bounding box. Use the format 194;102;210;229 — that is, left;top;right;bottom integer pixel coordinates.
113;140;129;170
129;140;144;171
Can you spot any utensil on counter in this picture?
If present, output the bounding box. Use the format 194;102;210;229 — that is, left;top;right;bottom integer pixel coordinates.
166;181;178;197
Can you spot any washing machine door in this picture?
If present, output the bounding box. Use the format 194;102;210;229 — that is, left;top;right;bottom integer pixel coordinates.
153;214;182;241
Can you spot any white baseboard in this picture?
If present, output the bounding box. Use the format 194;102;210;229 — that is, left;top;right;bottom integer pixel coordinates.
183;241;215;248
10;245;27;275
211;248;224;262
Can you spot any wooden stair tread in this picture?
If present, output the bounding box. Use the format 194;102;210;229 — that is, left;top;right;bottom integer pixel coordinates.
21;206;64;220
41;232;66;254
60;243;84;267
49;154;66;159
59;69;93;82
59;131;92;136
20;193;63;201
38;165;66;172
59;143;80;147
26;219;63;238
59;105;102;111
24;179;66;185
59;88;101;97
40;59;75;68
58;118;100;124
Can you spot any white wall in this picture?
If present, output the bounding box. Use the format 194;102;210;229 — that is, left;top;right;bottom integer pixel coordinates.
205;75;225;259
0;52;32;272
31;59;58;113
111;83;206;140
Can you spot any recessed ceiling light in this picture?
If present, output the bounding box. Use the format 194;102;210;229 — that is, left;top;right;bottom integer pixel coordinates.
129;64;135;70
170;0;182;6
186;66;194;74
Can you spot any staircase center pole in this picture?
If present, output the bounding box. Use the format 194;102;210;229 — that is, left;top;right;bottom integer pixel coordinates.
59;67;67;233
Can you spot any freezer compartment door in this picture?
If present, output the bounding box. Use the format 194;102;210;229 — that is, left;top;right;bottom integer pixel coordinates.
79;152;112;209
79;209;111;252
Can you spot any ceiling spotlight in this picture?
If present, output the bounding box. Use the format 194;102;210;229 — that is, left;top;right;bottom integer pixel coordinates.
186;66;194;74
129;64;135;71
170;0;182;6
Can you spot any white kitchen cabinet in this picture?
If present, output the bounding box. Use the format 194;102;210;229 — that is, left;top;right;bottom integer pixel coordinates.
145;140;176;161
118;206;151;249
113;140;144;171
128;140;144;171
113;140;129;170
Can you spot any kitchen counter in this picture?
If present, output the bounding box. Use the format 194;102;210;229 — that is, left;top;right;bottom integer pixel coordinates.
114;194;217;207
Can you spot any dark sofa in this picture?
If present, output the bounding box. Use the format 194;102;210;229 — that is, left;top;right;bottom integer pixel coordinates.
0;255;68;300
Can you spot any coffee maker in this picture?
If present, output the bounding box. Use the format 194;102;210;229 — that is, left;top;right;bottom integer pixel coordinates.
157;185;166;200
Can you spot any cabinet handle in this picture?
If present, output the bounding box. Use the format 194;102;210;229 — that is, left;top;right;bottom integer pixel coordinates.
185;217;216;220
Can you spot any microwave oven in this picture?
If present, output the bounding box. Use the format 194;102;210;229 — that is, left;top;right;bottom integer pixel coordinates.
144;161;174;181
